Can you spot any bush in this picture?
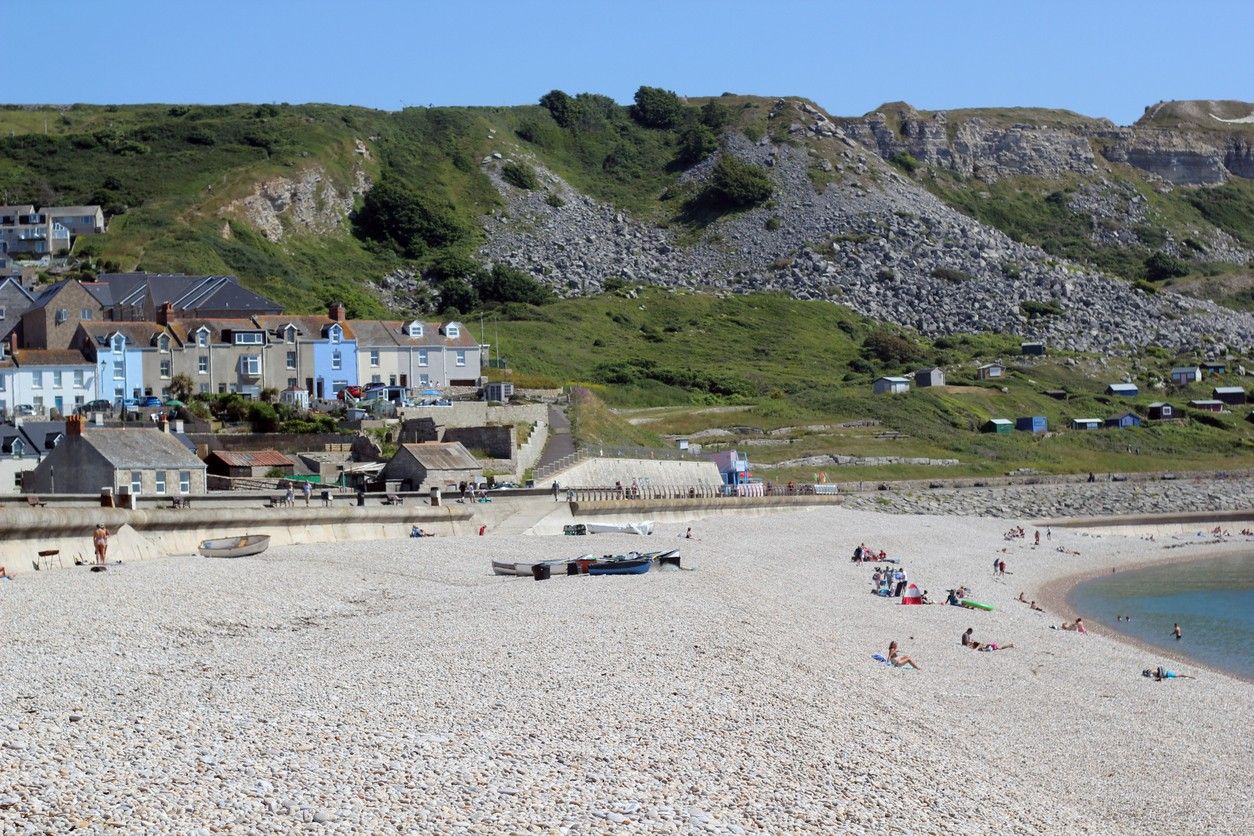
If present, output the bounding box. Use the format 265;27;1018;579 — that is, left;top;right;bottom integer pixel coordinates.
861;331;923;365
501;161;540;190
539;89;575;128
630;85;684;129
355;180;468;258
699;100;734;131
544;191;565;208
603;276;627;292
247;401;279;433
705;156;774;209
676;124;718;166
1133;278;1159;294
888;151;921;174
1145;250;1190;281
1020;299;1065;318
435;277;478;313
472;264;553;306
931;266;973;283
764;216;783;231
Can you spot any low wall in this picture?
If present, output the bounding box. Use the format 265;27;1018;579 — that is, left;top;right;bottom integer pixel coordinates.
554;457;723;488
0;505;473;576
397;402;547;429
571;494;842;517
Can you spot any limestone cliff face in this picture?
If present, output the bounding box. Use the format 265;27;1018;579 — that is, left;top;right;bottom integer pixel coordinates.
221;163;371;243
842;101;1254;186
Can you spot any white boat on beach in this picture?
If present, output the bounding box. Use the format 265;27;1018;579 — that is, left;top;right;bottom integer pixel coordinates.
198;535;271;559
584;521;655;536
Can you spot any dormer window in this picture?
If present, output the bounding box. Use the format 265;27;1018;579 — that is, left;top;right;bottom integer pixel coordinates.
195;327;209;348
234;331;264;345
284;325;297;343
444;323;460;338
157;334;170;352
10;438;24;458
111;335;126;353
327;324;342;344
405;321;423;338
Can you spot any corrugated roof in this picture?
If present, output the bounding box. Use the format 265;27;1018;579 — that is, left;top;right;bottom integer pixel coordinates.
398;441;480;471
80;428;206;469
1213;387;1245;394
208;450;295;468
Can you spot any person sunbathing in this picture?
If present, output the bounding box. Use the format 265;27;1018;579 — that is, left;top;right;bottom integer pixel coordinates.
1017;591;1028;603
1030;601;1044;612
887;641;920;670
1145;666;1195;681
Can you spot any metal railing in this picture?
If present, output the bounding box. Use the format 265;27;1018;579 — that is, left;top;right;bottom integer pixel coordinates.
534;444;705;481
565;482;835;503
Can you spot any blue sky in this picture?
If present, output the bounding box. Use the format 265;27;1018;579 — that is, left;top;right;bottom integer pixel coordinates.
5;1;1250;124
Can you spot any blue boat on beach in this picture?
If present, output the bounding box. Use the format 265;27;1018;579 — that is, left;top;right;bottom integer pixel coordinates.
588;557;652;575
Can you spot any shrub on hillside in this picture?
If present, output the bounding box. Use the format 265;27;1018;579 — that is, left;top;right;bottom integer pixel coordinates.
676;124;718;166
699;100;734;131
501;161;540;190
472;264;553;306
539;89;575;128
704;156;774;209
931;266;973;283
354;180;468;258
1020;299;1064;318
1144;250;1190;281
630;86;684;129
888;151;921;174
861;331;923;365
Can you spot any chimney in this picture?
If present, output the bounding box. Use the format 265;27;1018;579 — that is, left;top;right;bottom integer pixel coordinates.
67;414;86;436
159;415;170;433
158;301;174;326
8;333;16;356
175;419;185;434
329;301;346;322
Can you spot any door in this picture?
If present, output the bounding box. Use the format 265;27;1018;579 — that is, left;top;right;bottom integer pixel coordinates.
54;396;64;415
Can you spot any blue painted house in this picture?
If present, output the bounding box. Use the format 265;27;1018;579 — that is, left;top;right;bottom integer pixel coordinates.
1015;416;1048;433
1105;412;1143;429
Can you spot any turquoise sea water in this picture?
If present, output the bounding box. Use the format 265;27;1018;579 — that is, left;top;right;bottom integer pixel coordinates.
1068;552;1254;681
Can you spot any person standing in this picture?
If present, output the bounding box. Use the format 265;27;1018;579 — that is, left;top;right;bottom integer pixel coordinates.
302;481;313;507
999;559;1007;577
1174;623;1182;641
894;568;908;597
551;481;559;501
93;523;110;565
993;556;1001;576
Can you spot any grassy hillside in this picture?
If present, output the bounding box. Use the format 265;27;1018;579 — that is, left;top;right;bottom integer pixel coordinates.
490;289;1254;479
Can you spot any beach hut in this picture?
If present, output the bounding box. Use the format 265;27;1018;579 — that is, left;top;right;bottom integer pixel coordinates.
1188;399;1224;412
1015;416;1048;433
1147;402;1174;420
872;376;911;395
1170;366;1201;385
1202;361;1227;376
976;362;1005;381
1020;341;1046;356
1043;389;1068;400
1212;386;1246;405
1069;418;1102;430
913;367;945;388
1104;412;1143;429
1105;383;1139;397
981;418;1013;434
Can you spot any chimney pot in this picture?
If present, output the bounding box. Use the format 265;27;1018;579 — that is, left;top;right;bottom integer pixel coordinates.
158;301;174;326
67;414;86;436
329;302;346;322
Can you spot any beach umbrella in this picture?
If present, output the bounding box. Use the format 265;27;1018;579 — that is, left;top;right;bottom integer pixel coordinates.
164;399;185;407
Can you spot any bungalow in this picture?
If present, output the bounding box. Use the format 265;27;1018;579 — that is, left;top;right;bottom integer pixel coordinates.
205;450;296;480
1015;416;1047;433
378;441;482;492
23;415;207;496
1202;362;1227;376
1147;402;1174;420
981;418;1013;434
1105;412;1143;429
1188;399;1224;412
1170;366;1202;385
913;367;945;388
872;376;910;395
1069;418;1103;430
976;362;1005;381
1105;383;1139;397
1212;386;1246;406
1020;341;1046;356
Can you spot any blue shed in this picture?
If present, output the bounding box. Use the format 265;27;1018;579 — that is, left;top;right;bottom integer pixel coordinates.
1105;383;1139;397
1015;416;1048;433
1105;412;1143;429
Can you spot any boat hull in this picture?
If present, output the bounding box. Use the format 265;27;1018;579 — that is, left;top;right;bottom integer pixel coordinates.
198;535;271;558
588;558;651;575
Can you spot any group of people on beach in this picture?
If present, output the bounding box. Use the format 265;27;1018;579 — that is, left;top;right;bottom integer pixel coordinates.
851;543;889;562
1015;591;1046;612
870;566;909;597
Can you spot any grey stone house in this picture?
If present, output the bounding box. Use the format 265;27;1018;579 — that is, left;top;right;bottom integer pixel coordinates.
379;441;481;491
23;415;206;496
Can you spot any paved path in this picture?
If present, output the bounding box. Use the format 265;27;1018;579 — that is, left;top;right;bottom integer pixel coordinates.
534;404;575;475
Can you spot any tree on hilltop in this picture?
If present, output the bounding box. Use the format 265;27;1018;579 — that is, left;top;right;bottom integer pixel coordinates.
630;86;684;129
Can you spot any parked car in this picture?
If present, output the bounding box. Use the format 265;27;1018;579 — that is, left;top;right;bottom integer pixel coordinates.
337;385;364;401
14;404;35;417
141;396;163;408
77;399;113;414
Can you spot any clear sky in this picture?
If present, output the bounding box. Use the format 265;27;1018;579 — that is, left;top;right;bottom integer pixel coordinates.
4;0;1250;124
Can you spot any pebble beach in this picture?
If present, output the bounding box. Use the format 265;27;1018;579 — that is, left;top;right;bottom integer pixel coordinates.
1;506;1251;834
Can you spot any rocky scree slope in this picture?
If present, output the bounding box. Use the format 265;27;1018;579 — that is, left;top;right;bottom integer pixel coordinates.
478;99;1253;356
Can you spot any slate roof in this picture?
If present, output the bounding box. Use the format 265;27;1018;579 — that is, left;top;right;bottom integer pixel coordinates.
78;321;173;348
19;421;67;451
80;428;206;469
207;450;295;468
397;441;480;471
165;317;264;344
42;206;102;216
97;273;282;315
254;315;355;340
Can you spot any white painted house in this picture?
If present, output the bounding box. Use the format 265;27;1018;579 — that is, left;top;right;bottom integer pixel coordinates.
0;345;96;418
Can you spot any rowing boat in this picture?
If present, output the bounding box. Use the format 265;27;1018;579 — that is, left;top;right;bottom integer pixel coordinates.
198;535;271;558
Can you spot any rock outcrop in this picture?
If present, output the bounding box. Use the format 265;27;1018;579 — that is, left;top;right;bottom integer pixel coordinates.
224;164;370;243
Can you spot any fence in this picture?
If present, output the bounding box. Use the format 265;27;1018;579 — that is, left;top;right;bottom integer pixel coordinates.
564;482;833;503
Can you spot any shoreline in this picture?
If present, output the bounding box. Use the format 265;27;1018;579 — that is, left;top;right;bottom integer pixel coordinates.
1033;541;1254;683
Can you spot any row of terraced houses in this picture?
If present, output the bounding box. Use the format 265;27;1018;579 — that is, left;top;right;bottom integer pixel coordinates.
0;272;482;417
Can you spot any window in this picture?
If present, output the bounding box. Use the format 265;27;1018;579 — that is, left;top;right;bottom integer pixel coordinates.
11;438;25;458
196;329;208;347
52;371;62;388
456;350;466;367
331;350;342;371
286;351;296;370
328;325;342;344
241;355;261;376
32;396;43;412
218;383;227;394
112;335;125;353
389;375;397;386
0;306;6;320
31;372;43;389
445;324;460;338
286;377;298;389
157;335;170;352
113;360;124;379
55;308;68;324
198;356;208;374
81;308;93;321
284;326;296;343
406;322;423;338
73;370;84;388
371;374;382;384
418;350;429;367
160;359;171;378
130;471;142;495
74;395;84;408
369;350;380;367
179;470;191;494
155;471;166;494
0;376;6;392
234;332;264;345
199;383;210;395
12;472;20;489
